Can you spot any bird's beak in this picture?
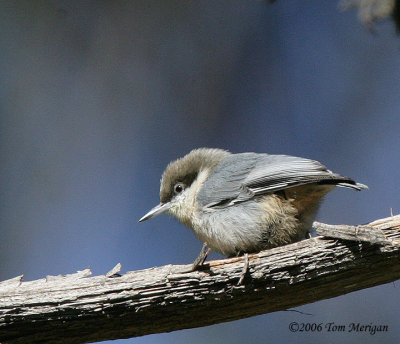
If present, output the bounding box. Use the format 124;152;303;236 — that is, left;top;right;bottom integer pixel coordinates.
138;202;171;222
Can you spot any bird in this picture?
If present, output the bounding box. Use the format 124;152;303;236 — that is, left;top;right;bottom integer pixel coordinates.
139;148;368;267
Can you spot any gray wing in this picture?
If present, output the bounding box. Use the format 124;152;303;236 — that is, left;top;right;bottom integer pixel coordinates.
197;153;366;209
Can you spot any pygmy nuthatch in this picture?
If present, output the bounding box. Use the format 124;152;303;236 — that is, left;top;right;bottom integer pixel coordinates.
139;148;368;258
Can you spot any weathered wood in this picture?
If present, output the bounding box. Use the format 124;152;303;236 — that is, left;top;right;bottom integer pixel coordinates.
313;220;399;245
0;215;400;344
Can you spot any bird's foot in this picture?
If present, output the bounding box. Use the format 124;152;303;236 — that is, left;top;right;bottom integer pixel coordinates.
192;242;211;270
237;253;249;285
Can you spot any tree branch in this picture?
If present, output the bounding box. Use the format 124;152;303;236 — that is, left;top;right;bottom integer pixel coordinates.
1;215;400;344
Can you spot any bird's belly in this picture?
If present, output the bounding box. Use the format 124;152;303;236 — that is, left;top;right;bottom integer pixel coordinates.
192;214;264;256
192;199;270;256
192;195;306;256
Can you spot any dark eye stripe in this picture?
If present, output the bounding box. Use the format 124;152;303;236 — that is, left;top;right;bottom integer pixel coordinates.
161;172;199;203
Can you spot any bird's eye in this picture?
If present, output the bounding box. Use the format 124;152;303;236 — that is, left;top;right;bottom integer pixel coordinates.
173;182;185;195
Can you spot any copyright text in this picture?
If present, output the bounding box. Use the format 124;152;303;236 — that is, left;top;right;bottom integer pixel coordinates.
288;322;388;335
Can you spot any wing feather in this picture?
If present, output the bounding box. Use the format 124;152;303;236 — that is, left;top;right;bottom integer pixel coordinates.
197;153;365;209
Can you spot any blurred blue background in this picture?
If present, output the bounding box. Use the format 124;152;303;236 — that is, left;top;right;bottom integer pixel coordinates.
1;1;399;343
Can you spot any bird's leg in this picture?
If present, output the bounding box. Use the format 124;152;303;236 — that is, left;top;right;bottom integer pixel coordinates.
237;253;249;285
192;242;211;270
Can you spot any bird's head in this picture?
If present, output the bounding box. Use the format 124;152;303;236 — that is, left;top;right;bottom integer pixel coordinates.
139;148;230;226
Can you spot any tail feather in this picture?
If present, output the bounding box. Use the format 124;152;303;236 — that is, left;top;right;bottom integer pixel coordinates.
336;182;369;191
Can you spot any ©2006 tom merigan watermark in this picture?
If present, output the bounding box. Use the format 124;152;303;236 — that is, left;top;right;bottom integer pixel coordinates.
289;322;389;335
